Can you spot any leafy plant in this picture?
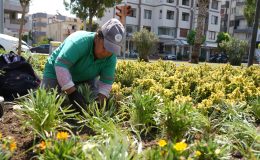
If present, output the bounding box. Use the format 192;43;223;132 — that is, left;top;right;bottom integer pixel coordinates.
18;88;75;137
157;102;209;140
249;96;260;121
220;37;248;65
35;131;86;160
126;91;163;135
0;133;17;160
221;120;260;159
77;83;96;105
132;29;159;62
193;139;229;160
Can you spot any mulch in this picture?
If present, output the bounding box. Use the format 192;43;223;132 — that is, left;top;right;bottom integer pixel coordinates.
0;104;35;160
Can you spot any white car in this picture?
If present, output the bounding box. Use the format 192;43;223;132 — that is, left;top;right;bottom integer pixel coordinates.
0;34;31;54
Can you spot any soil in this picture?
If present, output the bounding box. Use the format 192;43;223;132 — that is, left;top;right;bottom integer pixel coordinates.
0;104;35;160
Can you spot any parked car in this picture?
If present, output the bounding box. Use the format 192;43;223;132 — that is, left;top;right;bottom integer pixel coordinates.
129;50;139;58
159;51;177;60
209;53;228;63
30;44;50;54
0;33;31;54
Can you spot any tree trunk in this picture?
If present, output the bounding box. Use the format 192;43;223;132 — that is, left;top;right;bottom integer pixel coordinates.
89;17;93;31
17;5;26;55
191;0;209;63
248;0;260;66
83;19;87;31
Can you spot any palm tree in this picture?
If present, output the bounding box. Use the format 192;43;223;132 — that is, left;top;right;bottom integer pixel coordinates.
17;0;30;55
190;0;209;63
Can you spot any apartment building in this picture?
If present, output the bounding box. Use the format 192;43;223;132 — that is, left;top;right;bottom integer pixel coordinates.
97;0;221;58
47;16;82;42
32;13;82;43
3;0;30;37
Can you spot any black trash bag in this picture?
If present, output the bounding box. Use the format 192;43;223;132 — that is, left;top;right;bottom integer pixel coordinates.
0;53;41;101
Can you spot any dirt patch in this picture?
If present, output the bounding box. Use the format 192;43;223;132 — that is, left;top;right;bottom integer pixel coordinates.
0;104;34;160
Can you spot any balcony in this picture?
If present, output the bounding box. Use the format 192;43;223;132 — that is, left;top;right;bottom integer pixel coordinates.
234;28;252;33
4;0;29;13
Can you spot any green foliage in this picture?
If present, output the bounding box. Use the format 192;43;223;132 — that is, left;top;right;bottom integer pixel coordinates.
193;139;228;160
64;0;122;31
83;126;135;160
126;91;163;135
221;120;260;159
77;83;95;105
132;29;159;62
187;30;196;45
244;0;256;26
157;102;209;140
36;132;86;160
187;30;206;45
216;32;230;49
18;88;74;137
0;134;16;160
249;97;260;120
34;37;52;46
220;37;248;65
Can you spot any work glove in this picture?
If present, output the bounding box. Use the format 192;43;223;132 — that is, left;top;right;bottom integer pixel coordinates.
68;90;86;114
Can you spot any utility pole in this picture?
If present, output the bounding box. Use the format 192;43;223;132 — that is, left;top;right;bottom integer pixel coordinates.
0;0;4;34
115;1;132;59
248;0;260;66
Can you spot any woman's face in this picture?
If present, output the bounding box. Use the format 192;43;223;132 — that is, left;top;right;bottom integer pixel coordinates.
94;37;112;59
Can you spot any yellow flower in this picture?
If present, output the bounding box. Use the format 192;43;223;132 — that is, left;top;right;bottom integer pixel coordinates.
158;139;167;147
9;141;17;152
0;133;2;139
195;150;202;157
39;141;46;150
56;131;69;140
173;141;187;152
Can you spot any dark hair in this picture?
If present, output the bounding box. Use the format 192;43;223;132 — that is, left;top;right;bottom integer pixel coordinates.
96;29;104;39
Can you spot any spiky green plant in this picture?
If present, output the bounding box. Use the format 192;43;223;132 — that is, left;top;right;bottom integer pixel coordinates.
125;91;164;135
35;131;85;160
18;88;75;137
157;101;210;140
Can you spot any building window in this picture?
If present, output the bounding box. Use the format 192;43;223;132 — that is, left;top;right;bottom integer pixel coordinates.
211;15;218;25
126;25;138;33
182;12;189;21
209;31;216;40
211;0;218;10
158;27;175;36
130;8;137;17
180;28;189;37
144;9;152;19
143;26;151;31
166;10;174;20
167;0;174;3
229;20;234;27
159;10;162;19
182;0;189;6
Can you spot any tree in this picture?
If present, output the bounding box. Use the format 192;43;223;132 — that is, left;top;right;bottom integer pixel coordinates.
248;0;260;66
187;30;206;46
216;32;230;52
132;29;159;62
244;0;256;26
220;37;248;66
191;0;209;64
17;0;30;55
64;0;122;31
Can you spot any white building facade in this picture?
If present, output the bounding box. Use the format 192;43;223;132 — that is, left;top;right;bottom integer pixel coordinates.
98;0;221;59
3;0;30;37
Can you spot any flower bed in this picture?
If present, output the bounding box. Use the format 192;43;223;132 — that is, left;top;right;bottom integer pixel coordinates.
1;58;259;159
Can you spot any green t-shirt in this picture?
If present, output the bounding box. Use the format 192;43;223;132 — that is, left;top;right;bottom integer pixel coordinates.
43;31;117;85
